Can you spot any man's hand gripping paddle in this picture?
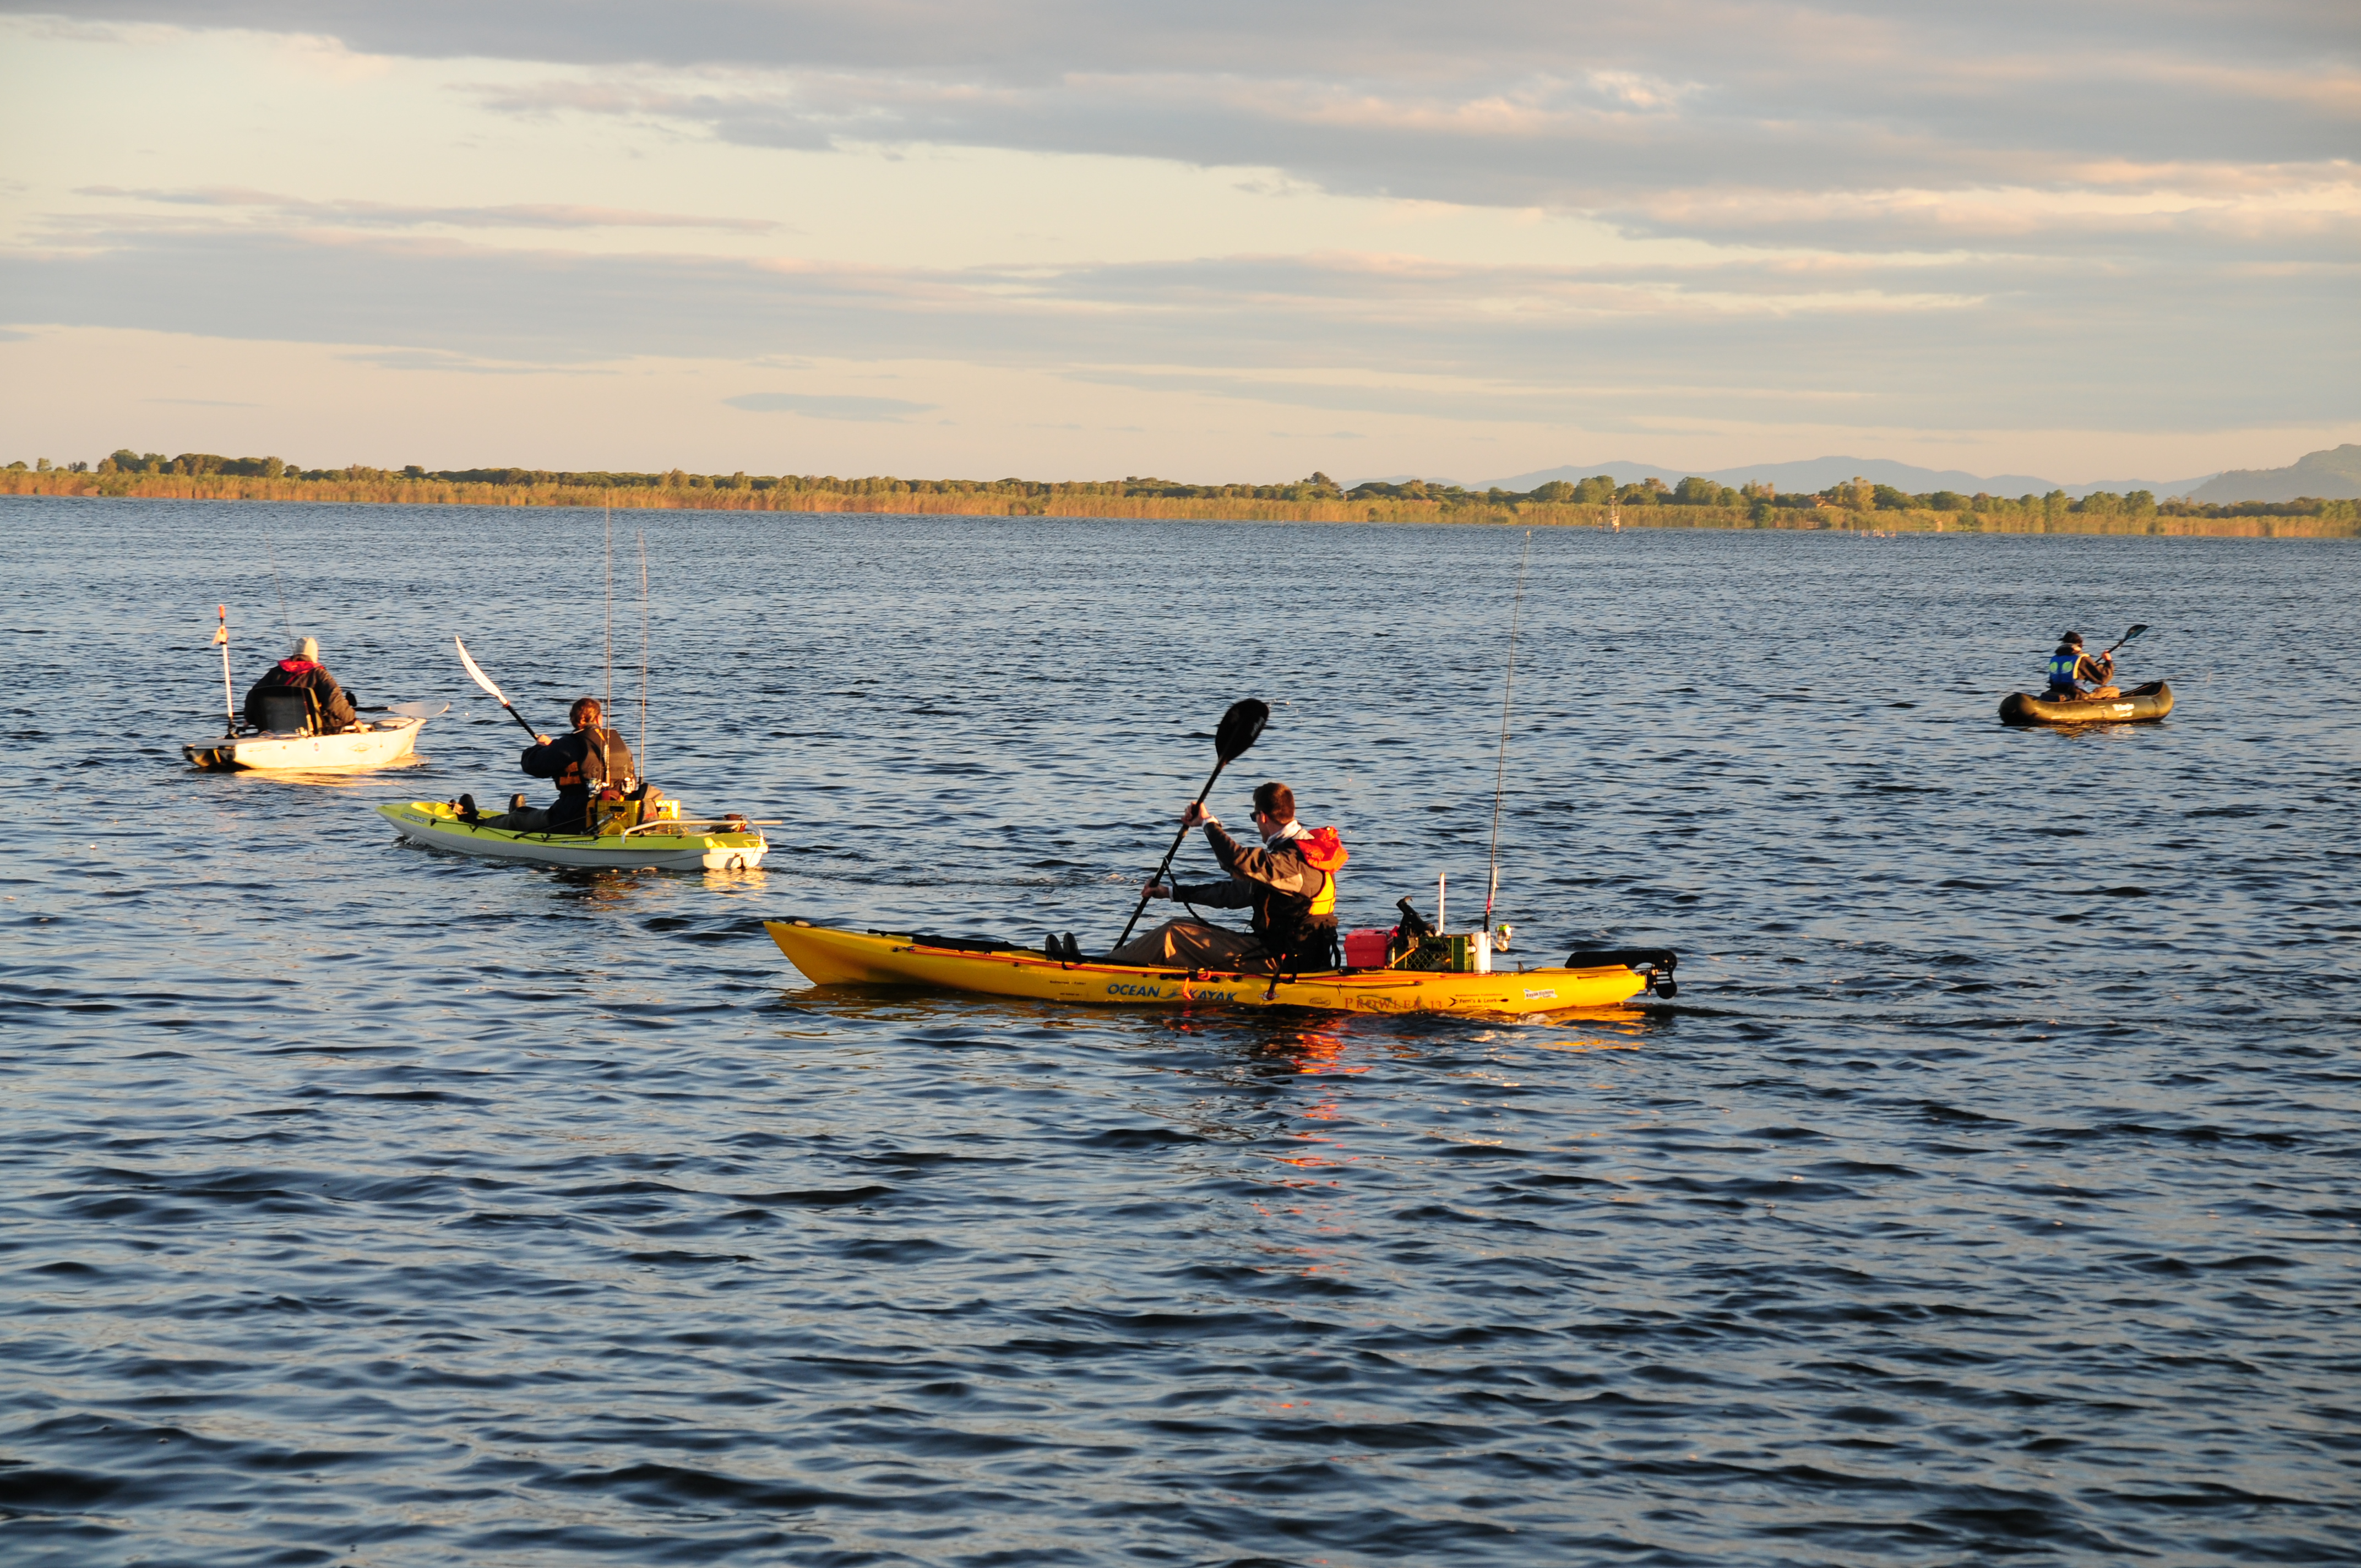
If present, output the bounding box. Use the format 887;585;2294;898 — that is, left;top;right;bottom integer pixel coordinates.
1112;698;1270;951
454;636;546;743
2088;623;2148;689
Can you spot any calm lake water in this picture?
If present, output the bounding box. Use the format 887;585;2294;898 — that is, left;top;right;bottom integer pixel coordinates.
3;496;2357;1566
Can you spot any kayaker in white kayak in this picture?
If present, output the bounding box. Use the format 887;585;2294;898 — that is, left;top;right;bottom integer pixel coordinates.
2044;631;2120;701
1098;781;1348;972
505;697;635;834
242;635;358;732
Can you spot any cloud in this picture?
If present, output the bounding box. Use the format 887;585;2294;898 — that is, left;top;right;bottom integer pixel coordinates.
6;225;2353;433
75;186;781;232
19;5;2353;211
335;347;616;375
724;391;936;420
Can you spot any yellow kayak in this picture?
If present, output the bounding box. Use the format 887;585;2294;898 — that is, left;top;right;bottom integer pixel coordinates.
764;919;1653;1016
380;799;769;871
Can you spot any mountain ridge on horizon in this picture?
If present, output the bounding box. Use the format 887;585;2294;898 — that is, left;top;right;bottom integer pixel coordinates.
1357;455;2220;502
1358;444;2361;503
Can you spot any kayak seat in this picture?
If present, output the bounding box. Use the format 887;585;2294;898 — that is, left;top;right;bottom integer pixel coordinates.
254;688;320;735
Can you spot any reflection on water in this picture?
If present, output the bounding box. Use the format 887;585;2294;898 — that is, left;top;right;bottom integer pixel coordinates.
3;497;2356;1566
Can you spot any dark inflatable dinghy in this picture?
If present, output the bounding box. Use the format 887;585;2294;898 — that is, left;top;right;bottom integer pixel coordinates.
1999;679;2173;726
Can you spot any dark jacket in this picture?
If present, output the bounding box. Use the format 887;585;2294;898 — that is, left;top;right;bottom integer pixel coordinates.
520;726;635;833
1174;822;1335;965
243;659;357;732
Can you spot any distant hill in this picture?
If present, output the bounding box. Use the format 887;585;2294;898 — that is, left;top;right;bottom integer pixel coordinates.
2190;444;2361;503
1475;456;2217;502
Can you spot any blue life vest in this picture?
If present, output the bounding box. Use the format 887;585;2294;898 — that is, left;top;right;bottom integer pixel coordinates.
2046;649;2082;693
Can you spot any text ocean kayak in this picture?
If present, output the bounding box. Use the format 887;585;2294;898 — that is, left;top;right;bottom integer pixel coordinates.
1999;679;2174;726
380;799;769;871
764;919;1655;1015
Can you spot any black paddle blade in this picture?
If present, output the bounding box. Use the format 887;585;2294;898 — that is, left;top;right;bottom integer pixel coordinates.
2121;623;2148;640
1215;699;1270;763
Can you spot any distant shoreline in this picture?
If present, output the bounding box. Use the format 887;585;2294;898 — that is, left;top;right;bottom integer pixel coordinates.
4;470;2353;538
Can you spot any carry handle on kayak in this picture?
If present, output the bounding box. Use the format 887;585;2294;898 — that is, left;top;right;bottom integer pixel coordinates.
1112;699;1270;951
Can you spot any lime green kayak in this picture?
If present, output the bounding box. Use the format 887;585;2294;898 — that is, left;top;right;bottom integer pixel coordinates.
379;799;769;871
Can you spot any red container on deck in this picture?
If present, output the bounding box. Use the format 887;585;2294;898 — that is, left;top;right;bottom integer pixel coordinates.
1342;928;1393;969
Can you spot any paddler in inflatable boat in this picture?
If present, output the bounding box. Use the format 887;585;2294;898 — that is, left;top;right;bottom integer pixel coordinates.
504;696;635;834
1102;780;1349;972
2044;631;2120;702
242;635;360;732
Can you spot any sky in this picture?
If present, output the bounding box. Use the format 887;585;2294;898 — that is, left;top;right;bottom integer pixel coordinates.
2;1;2355;484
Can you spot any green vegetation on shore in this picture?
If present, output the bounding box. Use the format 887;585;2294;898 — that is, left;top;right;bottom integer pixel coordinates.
5;451;2354;537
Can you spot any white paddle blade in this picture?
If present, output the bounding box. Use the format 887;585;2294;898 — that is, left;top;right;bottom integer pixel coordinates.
454;637;508;705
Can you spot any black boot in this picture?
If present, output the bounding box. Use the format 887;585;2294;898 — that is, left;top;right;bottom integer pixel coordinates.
1060;933;1085;963
456;793;480;824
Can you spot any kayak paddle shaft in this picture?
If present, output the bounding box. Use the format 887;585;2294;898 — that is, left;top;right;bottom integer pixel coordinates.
1111;698;1271;952
1113;759;1229;952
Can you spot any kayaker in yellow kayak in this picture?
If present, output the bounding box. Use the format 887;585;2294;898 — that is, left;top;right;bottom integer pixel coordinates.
504;697;635;833
1102;781;1348;971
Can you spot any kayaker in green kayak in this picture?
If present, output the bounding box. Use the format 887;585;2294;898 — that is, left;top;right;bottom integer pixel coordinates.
504;696;635;833
1100;781;1347;971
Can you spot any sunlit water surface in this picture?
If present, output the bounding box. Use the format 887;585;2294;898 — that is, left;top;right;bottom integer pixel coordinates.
3;497;2357;1566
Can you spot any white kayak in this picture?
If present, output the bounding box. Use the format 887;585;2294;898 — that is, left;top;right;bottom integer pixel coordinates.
186;707;440;772
378;799;771;872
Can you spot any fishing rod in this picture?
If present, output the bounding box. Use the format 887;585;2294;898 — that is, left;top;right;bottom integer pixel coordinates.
1483;530;1534;929
262;527;293;645
638;526;650;775
604;493;614;713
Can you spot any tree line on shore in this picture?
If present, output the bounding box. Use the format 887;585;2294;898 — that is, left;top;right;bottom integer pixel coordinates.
4;450;2352;526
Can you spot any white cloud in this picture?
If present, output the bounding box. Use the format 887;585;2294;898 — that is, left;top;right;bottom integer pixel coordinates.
724;391;937;420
